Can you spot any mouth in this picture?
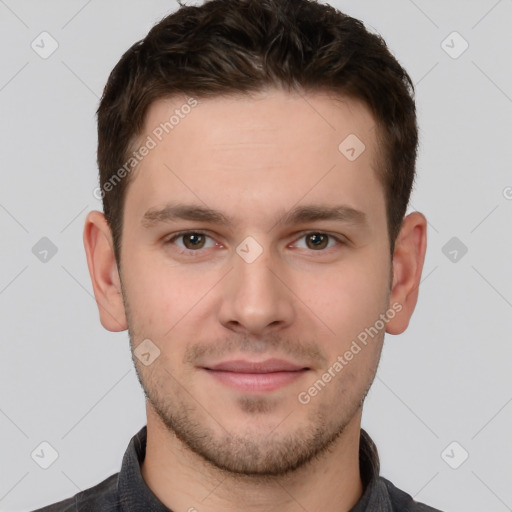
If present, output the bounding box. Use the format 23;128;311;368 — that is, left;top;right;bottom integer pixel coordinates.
200;358;310;393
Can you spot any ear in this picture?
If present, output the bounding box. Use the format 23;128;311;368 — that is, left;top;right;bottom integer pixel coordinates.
83;211;127;332
386;211;427;335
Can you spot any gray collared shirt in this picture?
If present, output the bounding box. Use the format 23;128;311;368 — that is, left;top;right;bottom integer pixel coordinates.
33;426;444;511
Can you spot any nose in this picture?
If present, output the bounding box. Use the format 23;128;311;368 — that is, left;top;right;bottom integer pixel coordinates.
217;242;296;336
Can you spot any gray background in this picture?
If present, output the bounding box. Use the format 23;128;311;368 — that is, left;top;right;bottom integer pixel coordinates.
1;1;511;511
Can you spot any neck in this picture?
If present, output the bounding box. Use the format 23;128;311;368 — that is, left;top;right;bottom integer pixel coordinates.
141;404;364;512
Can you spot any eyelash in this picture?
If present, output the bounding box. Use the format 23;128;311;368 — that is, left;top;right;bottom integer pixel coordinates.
164;230;345;257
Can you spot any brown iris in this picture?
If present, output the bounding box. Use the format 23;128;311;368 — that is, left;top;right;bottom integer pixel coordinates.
305;233;329;250
182;233;206;250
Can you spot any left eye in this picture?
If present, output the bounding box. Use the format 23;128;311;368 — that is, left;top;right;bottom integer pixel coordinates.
293;232;341;251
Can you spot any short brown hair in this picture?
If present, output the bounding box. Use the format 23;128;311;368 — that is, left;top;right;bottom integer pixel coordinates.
97;0;418;264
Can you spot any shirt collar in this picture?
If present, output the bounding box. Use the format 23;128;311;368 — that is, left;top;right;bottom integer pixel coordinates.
117;425;385;511
349;428;393;512
117;426;171;511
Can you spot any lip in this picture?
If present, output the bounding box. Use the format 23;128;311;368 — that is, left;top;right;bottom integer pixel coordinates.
206;358;308;373
201;358;309;393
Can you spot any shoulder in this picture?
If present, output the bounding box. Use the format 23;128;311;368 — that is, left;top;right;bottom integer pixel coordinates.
31;473;119;512
380;476;445;512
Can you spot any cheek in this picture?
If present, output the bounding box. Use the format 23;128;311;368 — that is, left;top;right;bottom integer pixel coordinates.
123;251;219;339
120;251;175;332
294;252;389;337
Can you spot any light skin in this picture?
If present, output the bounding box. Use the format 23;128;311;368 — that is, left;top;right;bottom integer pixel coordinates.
84;88;427;512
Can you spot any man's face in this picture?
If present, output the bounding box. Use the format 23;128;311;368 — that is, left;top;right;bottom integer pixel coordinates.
119;88;392;475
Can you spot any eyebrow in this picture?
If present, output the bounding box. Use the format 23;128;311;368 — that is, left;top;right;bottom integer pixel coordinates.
141;202;369;231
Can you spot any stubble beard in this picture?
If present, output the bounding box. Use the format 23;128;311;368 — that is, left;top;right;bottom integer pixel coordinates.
130;337;376;479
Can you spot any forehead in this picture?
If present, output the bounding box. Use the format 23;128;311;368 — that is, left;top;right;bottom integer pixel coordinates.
142;88;377;158
124;88;384;232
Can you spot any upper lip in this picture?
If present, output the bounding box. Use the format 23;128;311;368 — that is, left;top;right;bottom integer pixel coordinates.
204;358;309;373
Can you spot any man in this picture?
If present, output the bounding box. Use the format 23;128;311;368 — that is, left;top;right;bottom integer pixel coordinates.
35;0;442;510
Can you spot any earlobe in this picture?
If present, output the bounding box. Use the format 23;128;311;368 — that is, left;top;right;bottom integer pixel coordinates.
386;211;428;335
83;211;128;332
